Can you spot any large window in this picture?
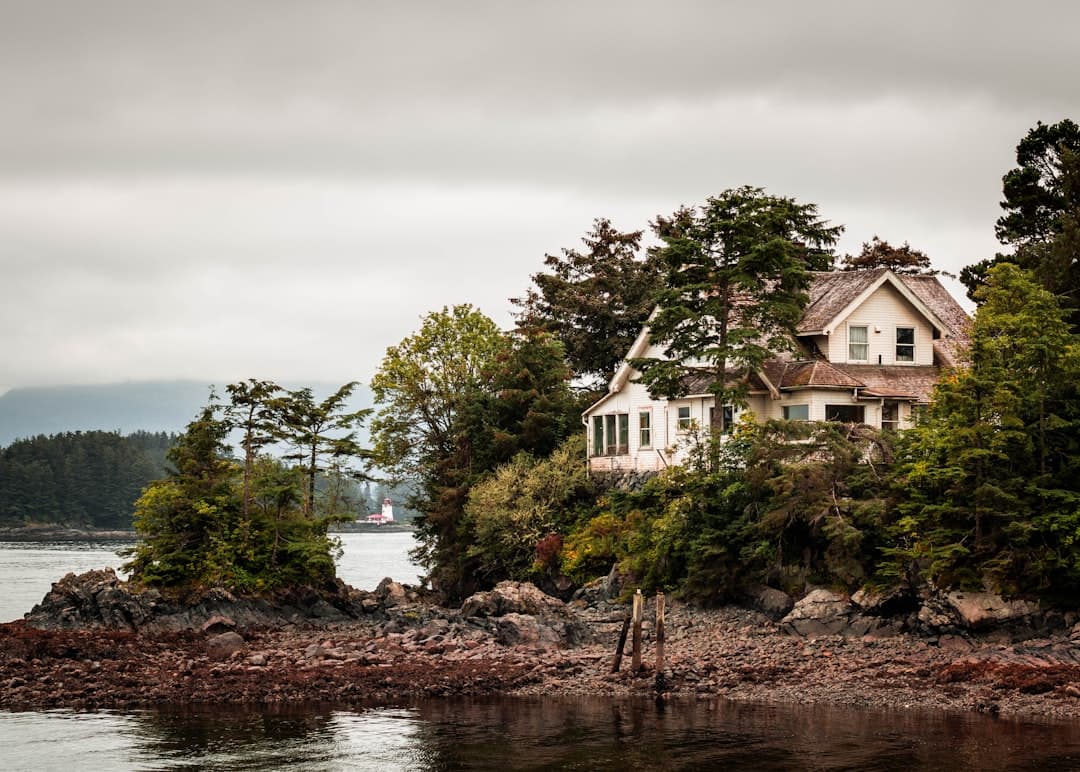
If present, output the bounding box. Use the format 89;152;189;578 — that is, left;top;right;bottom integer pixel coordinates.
639;411;652;448
677;406;692;430
826;404;865;423
848;325;869;361
782;404;809;421
592;413;630;456
896;327;915;362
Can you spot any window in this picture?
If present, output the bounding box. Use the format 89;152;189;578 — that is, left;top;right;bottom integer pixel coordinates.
910;404;929;425
896;327;915;362
848;325;869;361
594;413;630;456
826;404;865;423
639;411;652;448
881;401;899;432
677;406;692;430
782;404;809;421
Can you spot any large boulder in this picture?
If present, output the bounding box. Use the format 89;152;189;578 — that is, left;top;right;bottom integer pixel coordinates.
782;589;855;637
781;588;896;638
374;577;409;608
459;581;593;648
943;591;1041;631
460;581;568;619
743;584;794;620
25;568;160;630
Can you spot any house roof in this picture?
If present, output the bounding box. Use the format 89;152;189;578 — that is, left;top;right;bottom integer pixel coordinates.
681;370;772;397
899;274;972;367
797;269;965;342
762;360;864;389
764;360;942;401
829;364;941;401
799;269;889;333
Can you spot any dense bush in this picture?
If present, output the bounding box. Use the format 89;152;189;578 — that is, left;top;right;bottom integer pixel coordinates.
124;389;360;596
462;436;595;587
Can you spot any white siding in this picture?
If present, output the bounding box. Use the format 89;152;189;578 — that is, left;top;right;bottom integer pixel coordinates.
826;283;934;366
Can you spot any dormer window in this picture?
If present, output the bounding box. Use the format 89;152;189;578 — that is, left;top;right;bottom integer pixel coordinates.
896;327;915;362
848;325;869;361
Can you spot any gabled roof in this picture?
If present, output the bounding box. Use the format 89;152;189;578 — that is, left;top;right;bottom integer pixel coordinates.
797;269;960;340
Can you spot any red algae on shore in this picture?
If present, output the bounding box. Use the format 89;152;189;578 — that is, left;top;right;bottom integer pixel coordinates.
6;601;1080;720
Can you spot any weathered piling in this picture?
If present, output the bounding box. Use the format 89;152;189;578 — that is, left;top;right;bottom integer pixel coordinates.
631;589;643;673
611;614;630;673
655;592;665;672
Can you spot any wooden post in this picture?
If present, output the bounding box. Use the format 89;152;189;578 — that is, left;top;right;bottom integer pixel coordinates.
611;614;630;673
655;592;665;674
631;589;643;673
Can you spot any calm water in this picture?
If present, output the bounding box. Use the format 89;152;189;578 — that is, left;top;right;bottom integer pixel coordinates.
0;531;423;624
4;537;1080;770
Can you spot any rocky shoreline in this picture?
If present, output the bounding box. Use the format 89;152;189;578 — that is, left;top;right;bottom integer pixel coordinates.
5;571;1080;720
0;527;137;542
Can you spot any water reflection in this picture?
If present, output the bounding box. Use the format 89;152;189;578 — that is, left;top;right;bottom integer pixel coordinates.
5;697;1071;772
127;706;425;770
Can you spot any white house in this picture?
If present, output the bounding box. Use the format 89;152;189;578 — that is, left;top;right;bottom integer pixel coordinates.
583;268;971;473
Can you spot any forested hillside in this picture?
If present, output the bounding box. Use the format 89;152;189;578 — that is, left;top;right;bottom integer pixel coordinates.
0;431;176;529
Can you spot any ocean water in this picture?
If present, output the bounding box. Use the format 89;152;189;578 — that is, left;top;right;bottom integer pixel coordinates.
4;535;1080;770
0;530;422;624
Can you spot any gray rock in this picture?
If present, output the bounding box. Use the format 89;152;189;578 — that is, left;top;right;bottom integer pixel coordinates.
460;581;567;618
206;631;245;659
374;578;408;608
495;613;562;650
782;589;855;637
944;591;1040;630
744;584;794;619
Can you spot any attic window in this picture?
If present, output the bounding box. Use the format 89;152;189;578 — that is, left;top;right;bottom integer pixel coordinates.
848;325;869;361
896;327;915;362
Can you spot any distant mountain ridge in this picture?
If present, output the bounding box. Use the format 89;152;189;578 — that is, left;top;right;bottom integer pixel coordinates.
0;381;373;447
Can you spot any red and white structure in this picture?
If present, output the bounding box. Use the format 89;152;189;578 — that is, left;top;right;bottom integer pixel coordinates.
365;497;395;525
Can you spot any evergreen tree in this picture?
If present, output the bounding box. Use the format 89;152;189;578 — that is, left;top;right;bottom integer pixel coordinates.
125;398;348;594
513;218;661;389
633;187;841;437
124;404;238;587
886;263;1080;596
961;119;1080;324
275;383;371;517
224;379;283;523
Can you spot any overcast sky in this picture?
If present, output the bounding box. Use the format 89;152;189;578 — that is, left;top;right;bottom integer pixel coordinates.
2;1;1078;396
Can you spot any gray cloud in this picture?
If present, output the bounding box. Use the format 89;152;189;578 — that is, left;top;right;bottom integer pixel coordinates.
1;1;1078;394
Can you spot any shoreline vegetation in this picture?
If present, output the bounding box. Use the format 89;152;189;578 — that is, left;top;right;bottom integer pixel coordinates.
5;571;1080;721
